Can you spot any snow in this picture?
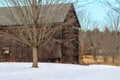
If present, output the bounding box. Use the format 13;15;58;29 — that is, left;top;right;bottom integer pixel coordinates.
0;62;120;80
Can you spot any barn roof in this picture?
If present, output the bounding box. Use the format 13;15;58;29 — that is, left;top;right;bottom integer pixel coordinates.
0;3;72;26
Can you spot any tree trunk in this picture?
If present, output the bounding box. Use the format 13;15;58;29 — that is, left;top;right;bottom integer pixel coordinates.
32;46;38;68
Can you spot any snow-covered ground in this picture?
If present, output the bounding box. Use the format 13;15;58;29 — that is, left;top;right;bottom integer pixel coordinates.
0;63;120;80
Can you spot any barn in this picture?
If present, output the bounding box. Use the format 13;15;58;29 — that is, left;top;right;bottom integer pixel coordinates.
0;3;80;63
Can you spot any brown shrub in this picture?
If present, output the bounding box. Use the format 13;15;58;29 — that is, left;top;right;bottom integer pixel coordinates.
79;55;95;65
106;56;113;63
96;56;104;64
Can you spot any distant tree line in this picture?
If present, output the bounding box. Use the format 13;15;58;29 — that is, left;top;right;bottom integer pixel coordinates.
79;27;120;63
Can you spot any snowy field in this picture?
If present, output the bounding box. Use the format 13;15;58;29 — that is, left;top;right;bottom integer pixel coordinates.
0;63;120;80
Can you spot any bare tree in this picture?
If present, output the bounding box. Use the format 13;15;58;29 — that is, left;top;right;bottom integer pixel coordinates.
98;27;115;63
79;30;88;56
91;28;100;60
105;10;120;63
78;9;91;30
0;0;74;68
78;9;91;63
105;0;120;14
88;21;101;61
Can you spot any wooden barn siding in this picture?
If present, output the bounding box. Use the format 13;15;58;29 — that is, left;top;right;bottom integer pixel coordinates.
0;4;79;63
61;4;79;63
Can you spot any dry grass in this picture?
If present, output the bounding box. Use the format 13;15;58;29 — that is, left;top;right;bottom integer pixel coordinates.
96;56;104;64
79;55;120;66
79;55;95;65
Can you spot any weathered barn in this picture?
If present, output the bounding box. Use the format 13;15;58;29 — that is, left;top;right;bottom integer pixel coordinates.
0;3;80;63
